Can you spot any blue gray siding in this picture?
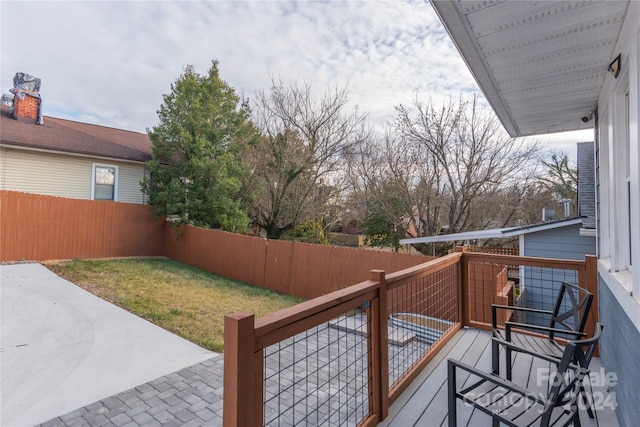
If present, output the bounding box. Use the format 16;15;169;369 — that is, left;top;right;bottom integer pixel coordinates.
599;279;640;427
577;141;596;229
521;224;596;326
523;223;596;260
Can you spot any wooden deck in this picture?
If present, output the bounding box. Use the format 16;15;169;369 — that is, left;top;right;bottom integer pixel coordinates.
379;327;619;427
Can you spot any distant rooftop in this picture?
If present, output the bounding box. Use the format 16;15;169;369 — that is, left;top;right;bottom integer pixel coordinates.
0;105;152;163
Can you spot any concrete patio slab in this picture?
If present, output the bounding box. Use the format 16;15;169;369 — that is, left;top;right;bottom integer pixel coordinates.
1;263;215;427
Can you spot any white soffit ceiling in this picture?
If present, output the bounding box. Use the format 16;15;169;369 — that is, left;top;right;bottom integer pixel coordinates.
431;0;630;137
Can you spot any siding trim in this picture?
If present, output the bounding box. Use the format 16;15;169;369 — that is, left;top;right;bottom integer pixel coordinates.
1;144;147;165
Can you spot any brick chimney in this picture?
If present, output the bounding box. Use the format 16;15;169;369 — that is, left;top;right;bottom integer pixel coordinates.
10;72;43;124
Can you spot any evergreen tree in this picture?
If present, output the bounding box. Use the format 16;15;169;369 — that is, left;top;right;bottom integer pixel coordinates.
142;61;257;232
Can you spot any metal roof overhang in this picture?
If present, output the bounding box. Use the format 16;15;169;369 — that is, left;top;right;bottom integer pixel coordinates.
399;227;515;245
399;217;583;245
431;0;630;137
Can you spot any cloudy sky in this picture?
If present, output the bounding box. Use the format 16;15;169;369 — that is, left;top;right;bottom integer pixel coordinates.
1;0;591;157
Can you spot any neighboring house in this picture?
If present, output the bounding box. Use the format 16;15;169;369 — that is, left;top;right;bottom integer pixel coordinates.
401;217;595;260
430;2;639;425
400;141;598;259
400;141;598;324
401;216;596;326
0;105;152;204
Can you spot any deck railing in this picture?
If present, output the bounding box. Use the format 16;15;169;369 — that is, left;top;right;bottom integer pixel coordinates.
224;250;598;426
461;252;599;340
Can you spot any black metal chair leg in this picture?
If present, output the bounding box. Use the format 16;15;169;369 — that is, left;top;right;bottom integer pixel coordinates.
492;339;500;374
448;360;458;427
580;384;595;419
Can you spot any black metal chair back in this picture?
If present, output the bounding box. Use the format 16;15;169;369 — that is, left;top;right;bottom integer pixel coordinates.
549;281;594;340
448;323;604;427
542;323;603;425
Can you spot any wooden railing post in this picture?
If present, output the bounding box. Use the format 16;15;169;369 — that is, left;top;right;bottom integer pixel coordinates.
224;312;259;427
458;252;470;326
368;269;389;421
580;255;599;343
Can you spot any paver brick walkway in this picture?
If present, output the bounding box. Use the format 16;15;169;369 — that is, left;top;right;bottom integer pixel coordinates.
35;315;440;427
37;356;225;427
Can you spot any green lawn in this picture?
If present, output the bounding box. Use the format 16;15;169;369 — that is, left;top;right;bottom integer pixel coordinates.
45;258;303;352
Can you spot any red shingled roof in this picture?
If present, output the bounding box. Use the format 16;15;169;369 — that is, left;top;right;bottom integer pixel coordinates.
0;105;152;162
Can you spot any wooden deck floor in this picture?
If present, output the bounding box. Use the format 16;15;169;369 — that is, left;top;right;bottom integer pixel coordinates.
379;327;619;427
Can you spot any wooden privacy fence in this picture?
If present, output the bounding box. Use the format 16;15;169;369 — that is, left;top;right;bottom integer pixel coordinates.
165;223;435;299
1;191;433;299
0;191;165;261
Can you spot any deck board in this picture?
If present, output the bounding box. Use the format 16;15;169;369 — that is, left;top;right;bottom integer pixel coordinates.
379;329;479;426
379;327;619;427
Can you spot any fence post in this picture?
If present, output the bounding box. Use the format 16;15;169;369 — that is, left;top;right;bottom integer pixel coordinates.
368;269;389;421
224;312;258;427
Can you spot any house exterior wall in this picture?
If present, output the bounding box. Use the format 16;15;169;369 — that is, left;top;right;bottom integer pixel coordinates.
521;224;596;260
0;147;148;204
597;270;640;427
595;2;640;426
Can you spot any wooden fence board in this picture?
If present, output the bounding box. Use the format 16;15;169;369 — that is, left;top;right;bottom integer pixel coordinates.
3;191;433;299
264;239;295;296
1;191;165;261
166;226;434;299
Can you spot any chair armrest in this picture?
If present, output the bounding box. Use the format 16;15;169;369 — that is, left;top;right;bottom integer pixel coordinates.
504;322;587;339
492;304;554;315
491;337;567;365
447;358;548;405
491;304;554;330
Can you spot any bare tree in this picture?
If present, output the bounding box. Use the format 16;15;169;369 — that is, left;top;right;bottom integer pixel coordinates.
246;79;369;239
344;128;444;252
345;94;540;255
537;151;578;216
394;94;540;237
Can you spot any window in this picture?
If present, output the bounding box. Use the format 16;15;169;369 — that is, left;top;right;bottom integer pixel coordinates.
92;164;118;201
624;89;632;270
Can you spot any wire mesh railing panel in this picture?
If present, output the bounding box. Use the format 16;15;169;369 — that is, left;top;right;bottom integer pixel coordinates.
386;263;459;387
467;259;580;327
263;308;372;427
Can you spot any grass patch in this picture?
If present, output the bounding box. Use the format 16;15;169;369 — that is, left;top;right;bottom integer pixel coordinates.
44;258;303;352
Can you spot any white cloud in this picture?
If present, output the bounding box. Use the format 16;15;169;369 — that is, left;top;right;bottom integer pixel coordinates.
1;0;592;154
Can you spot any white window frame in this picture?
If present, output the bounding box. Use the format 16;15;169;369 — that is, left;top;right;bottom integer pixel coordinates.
611;83;630;274
600;63;635;295
91;163;119;201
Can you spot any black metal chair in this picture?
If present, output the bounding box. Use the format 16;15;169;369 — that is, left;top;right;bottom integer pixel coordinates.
491;281;594;381
448;323;603;427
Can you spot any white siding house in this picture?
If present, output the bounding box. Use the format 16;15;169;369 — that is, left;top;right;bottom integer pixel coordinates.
430;1;638;425
0;106;152;204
